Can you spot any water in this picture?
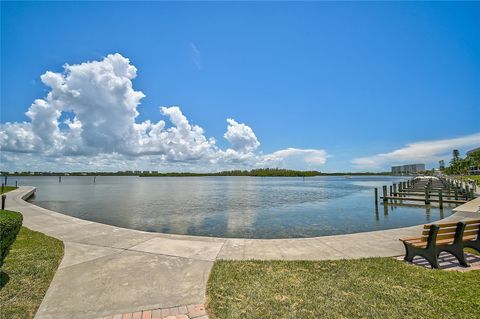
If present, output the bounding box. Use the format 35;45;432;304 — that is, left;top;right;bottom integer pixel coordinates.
6;175;453;238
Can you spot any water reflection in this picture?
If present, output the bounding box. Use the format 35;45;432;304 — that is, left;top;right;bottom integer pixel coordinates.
7;175;455;238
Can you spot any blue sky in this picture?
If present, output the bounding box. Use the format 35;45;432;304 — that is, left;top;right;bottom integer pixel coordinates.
1;1;479;172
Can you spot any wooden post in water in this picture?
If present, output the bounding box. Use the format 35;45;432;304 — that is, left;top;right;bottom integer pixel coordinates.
59;176;61;183
389;185;393;196
393;183;397;197
465;185;470;200
438;190;443;209
424;186;430;205
374;188;378;206
382;185;387;203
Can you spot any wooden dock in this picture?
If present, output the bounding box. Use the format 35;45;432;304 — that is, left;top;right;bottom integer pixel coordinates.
380;196;467;204
375;176;476;209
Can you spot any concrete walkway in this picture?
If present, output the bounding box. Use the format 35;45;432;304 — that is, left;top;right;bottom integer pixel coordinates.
5;186;480;319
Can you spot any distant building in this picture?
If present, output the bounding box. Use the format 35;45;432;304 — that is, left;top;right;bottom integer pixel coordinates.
469;166;480;175
391;164;426;175
439;160;445;170
466;147;480;156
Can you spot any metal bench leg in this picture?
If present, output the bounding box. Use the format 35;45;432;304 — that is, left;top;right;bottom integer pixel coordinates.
423;251;439;269
439;248;469;268
403;243;416;262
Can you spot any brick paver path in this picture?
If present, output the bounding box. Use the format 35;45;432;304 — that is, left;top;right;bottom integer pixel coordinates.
397;252;480;271
98;303;208;319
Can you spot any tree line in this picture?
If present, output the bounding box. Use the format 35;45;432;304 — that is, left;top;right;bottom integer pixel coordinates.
443;149;480;175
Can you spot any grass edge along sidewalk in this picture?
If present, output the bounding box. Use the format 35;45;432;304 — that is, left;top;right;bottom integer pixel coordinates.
206;258;480;319
0;186;17;194
0;224;64;319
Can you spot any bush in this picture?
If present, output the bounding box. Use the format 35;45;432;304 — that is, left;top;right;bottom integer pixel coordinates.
0;210;23;268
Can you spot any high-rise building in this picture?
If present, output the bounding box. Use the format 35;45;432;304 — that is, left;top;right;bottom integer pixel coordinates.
391;164;426;175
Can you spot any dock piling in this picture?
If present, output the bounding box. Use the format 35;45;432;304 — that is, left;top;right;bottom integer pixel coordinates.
374;188;378;206
382;186;387;203
424;186;430;205
1;194;5;210
438;190;443;209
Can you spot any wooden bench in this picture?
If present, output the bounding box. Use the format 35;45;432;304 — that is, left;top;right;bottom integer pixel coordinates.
399;219;480;269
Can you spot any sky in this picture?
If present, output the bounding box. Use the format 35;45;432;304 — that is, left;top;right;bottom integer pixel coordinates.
1;1;479;173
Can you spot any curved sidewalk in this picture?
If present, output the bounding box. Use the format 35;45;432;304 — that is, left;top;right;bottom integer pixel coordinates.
5;186;480;319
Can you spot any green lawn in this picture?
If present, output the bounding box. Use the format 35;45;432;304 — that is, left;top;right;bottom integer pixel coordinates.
207;258;480;319
0;186;17;194
0;227;64;319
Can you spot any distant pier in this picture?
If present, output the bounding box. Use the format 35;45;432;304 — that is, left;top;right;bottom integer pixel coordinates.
374;176;476;209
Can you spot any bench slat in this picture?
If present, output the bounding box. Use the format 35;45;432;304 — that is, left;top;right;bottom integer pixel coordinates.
424;219;480;228
408;235;477;248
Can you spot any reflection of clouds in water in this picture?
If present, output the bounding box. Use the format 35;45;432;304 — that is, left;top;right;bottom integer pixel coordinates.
129;179;212;234
224;178;258;233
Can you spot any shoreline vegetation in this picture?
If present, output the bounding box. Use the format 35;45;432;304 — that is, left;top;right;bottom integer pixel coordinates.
2;169;394;177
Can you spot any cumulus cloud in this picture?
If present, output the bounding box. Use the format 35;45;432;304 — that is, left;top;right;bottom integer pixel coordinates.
352;133;480;170
224;118;260;153
0;53;329;171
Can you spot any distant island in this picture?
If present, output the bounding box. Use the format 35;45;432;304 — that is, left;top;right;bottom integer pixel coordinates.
140;168;322;177
1;169;393;177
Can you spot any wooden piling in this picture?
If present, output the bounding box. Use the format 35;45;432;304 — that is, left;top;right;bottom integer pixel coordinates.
438;190;443;209
424;186;430;204
382;186;387;202
374;188;378;206
389;185;393;196
1;194;5;210
393;183;397;197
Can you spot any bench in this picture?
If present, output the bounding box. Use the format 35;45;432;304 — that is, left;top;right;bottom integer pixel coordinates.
399;219;480;269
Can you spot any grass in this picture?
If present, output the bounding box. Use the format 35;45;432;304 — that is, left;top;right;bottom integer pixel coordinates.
0;186;17;194
207;258;480;319
0;227;64;319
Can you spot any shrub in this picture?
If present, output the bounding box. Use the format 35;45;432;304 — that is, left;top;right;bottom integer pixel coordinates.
0;210;23;268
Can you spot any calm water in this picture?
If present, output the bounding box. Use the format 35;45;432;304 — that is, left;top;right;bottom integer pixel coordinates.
8;175;453;238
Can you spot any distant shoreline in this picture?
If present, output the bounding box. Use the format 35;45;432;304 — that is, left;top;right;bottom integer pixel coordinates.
2;169;394;178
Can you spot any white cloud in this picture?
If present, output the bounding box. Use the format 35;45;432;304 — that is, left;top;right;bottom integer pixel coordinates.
263;148;328;165
224;118;260;153
352;133;480;170
0;53;329;172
